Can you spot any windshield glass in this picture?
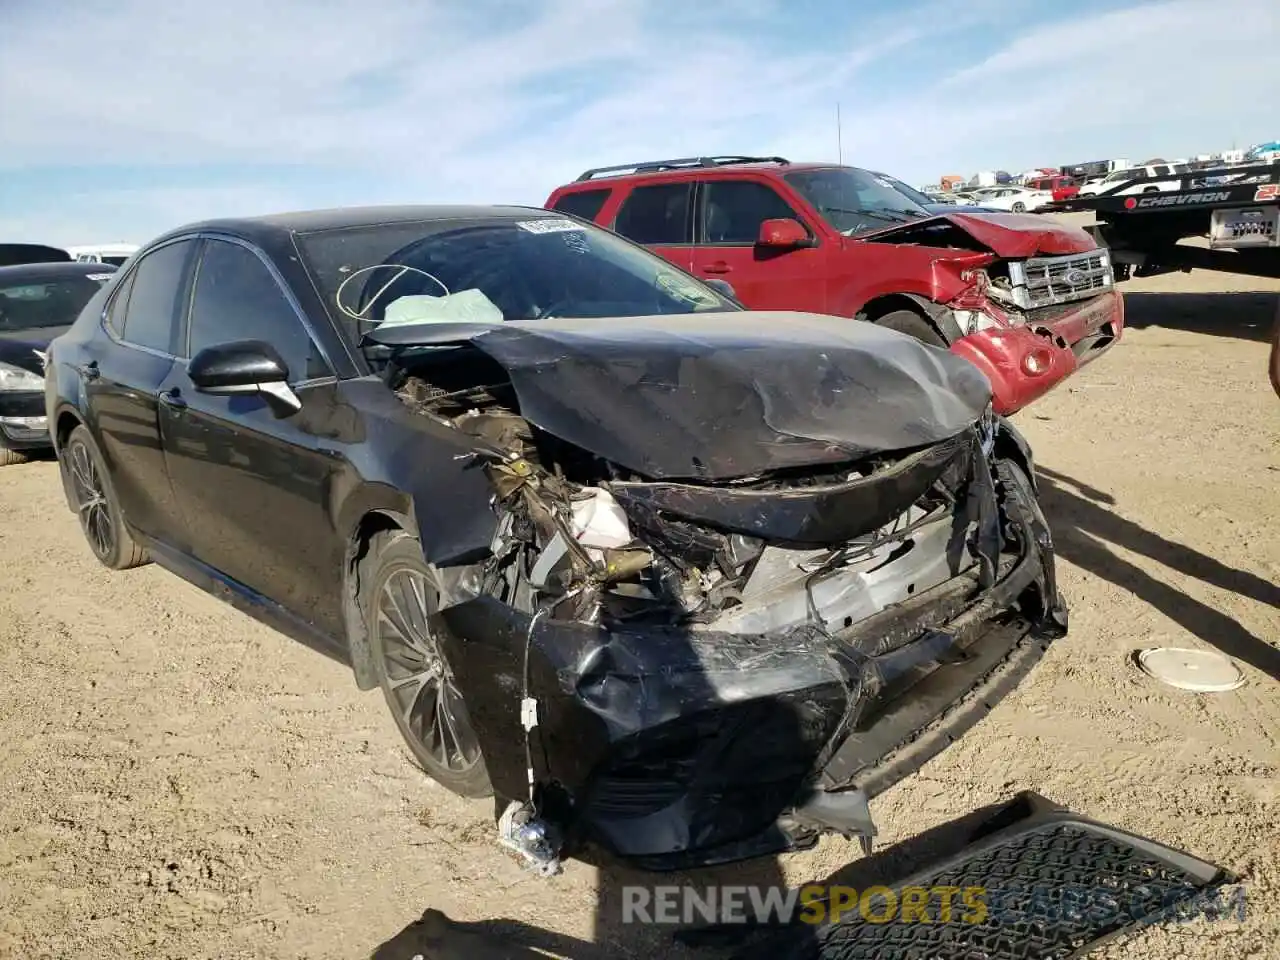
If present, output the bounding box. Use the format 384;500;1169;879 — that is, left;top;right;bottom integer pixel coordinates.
0;273;112;332
784;167;929;236
297;216;736;344
874;174;937;208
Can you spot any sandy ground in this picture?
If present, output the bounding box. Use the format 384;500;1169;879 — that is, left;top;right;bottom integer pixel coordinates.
1;229;1278;959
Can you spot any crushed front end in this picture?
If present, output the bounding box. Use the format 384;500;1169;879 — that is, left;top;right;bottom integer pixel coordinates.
949;250;1124;415
865;215;1126;414
378;315;1067;871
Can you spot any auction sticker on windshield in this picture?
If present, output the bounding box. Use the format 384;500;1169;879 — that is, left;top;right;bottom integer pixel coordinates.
517;218;585;234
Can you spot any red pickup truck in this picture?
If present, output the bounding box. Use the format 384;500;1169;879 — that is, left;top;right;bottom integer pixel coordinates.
546;156;1124;414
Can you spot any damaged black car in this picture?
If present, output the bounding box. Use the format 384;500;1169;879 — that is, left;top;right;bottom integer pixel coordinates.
44;206;1066;872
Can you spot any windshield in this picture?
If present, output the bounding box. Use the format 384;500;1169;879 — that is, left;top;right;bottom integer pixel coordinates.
0;273;112;332
874;174;937;208
784;167;929;236
297;216;736;344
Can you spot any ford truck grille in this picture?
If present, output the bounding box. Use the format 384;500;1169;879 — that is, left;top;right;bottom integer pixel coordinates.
1004;250;1114;310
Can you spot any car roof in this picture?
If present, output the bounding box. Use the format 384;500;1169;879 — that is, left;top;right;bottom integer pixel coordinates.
0;261;118;282
149;204;561;248
559;159;844;189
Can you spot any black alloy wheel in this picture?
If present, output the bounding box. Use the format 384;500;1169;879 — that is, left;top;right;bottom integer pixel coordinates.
68;436;112;558
63;425;148;570
365;531;492;797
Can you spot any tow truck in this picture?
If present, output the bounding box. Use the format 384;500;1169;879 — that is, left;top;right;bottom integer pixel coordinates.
1052;160;1280;280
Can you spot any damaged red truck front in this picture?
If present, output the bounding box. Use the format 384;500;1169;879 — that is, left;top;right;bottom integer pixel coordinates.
366;308;1067;873
546;158;1124;414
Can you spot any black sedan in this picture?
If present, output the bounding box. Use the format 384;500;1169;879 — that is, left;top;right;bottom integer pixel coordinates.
45;205;1067;871
0;261;116;465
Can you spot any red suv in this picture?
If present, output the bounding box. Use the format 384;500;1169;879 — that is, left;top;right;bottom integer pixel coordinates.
546;156;1123;414
1025;174;1080;203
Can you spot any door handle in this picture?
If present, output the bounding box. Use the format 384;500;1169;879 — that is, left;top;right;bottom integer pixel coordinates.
702;262;732;275
75;361;99;381
158;388;188;411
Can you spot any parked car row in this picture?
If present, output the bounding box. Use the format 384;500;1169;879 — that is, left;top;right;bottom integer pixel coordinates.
14;151;1123;874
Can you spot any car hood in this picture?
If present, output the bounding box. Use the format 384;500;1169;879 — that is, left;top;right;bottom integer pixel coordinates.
366;311;992;481
0;327;64;374
938;212;1097;256
924;202;1004;215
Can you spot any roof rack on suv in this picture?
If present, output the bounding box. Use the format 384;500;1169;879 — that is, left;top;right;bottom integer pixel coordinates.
575;156;791;182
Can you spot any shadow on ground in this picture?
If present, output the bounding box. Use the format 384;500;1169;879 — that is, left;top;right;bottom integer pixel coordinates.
1037;466;1280;681
368;851;795;959
1121;290;1279;344
367;801;1013;960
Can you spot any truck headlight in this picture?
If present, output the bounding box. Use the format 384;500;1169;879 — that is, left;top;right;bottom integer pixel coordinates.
0;361;45;392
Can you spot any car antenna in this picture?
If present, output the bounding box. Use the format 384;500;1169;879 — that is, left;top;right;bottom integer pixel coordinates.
836;101;843;165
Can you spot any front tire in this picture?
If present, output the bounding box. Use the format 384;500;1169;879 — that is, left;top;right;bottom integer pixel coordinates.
875;309;947;347
362;530;492;798
63;425;149;570
1011;201;1027;213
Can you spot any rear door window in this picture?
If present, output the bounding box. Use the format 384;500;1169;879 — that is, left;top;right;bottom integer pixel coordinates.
550;189;611;223
699;180;804;244
613;183;693;245
120;240;196;354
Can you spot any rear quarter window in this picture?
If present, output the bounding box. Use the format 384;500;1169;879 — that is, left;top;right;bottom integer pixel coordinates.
613;183;693;245
550;188;611;222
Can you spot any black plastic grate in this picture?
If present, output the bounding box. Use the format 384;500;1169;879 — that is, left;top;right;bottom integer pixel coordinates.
794;821;1230;960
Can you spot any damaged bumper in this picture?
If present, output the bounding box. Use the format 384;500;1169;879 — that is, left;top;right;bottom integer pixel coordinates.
952;290;1124;415
435;427;1066;871
0;390;50;449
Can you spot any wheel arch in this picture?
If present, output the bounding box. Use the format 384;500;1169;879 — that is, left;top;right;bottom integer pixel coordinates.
53;406;86;511
342;505;413;691
856;293;964;345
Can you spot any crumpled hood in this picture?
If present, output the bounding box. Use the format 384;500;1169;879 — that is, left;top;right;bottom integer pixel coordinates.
939;212;1098;257
369;311;992;480
0;327;62;374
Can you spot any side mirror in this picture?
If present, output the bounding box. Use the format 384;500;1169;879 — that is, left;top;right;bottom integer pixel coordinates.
188;340;301;415
757;218;813;250
702;278;741;304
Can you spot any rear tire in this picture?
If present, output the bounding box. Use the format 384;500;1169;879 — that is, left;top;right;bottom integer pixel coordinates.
63;425;149;570
875;309;948;348
362;530;493;798
1011;201;1027;213
0;445;29;467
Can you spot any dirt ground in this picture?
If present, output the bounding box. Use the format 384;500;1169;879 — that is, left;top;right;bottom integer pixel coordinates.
1;222;1278;959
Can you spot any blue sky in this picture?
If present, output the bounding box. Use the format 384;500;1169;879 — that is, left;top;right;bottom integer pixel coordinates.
1;0;1276;245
